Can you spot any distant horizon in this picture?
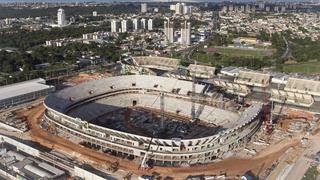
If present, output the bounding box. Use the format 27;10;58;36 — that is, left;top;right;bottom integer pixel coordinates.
0;0;308;3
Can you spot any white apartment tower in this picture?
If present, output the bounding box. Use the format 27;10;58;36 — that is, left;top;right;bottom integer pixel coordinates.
141;3;147;13
170;4;176;11
240;5;245;12
121;20;127;33
181;21;191;46
147;19;153;31
221;6;228;13
228;5;234;12
132;18;139;31
164;19;174;44
111;20;118;33
5;18;11;25
183;5;192;15
93;11;98;17
258;1;265;9
246;4;251;12
175;3;183;14
57;8;66;26
266;6;270;12
141;18;146;29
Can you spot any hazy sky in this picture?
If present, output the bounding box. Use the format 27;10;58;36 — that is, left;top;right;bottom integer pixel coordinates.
0;0;302;2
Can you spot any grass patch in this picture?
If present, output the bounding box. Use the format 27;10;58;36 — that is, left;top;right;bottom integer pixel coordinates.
192;51;271;69
215;46;274;58
280;62;320;74
302;166;319;180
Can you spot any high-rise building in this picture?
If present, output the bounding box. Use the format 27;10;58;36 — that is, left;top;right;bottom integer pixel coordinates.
240;5;245;12
181;21;191;46
281;6;286;12
183;5;192;15
5;18;11;25
228;5;234;12
93;11;98;17
141;3;147;13
258;1;265;9
111;20;118;33
69;17;75;24
221;6;228;13
164;21;168;43
164;19;174;44
141;18;146;29
251;5;256;12
266;6;270;12
132;18;139;31
148;19;153;31
175;3;183;14
57;8;66;26
170;4;176;11
246;4;251;12
121;20;127;33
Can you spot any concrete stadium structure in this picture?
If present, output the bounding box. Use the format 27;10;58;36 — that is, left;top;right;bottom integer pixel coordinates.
43;75;263;167
215;68;320;114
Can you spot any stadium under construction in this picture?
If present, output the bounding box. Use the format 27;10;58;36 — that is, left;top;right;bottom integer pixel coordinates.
42;56;320;168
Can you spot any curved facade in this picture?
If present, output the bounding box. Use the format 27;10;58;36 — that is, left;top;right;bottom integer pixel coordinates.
44;75;262;166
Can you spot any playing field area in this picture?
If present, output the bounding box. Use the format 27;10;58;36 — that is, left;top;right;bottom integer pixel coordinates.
281;62;320;74
215;46;274;58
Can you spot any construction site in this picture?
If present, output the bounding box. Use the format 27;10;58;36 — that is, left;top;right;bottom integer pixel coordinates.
43;75;262;168
1;56;320;179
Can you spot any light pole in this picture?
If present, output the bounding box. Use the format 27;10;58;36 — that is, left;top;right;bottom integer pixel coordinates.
5;75;12;85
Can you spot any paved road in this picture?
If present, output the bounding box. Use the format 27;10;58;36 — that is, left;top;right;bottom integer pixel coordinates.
179;34;214;65
281;36;293;60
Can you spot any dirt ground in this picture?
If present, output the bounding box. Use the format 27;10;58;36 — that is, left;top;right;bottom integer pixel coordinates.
63;73;103;85
282;108;314;121
278;118;309;132
20;103;301;179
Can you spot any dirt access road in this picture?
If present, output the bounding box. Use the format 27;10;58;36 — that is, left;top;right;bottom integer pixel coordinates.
21;103;300;179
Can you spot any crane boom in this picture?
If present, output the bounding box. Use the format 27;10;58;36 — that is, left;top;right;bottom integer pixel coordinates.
160;91;165;129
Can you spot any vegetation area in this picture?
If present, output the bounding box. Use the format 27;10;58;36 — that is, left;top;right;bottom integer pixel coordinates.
188;30;320;72
0;4;139;18
290;37;320;62
191;33;276;69
0;42;120;73
214;47;273;58
193;51;272;69
0;10;132;83
0;38;123;85
277;62;320;74
182;29;320;73
0;24;110;50
274;33;320;74
302;166;319;180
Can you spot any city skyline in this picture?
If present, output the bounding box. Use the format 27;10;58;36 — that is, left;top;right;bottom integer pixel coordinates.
0;0;310;3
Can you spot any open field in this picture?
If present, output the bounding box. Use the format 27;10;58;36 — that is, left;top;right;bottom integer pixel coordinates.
192;46;274;66
281;62;320;74
214;47;274;58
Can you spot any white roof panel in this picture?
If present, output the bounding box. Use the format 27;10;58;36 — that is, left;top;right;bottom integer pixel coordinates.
0;78;52;100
